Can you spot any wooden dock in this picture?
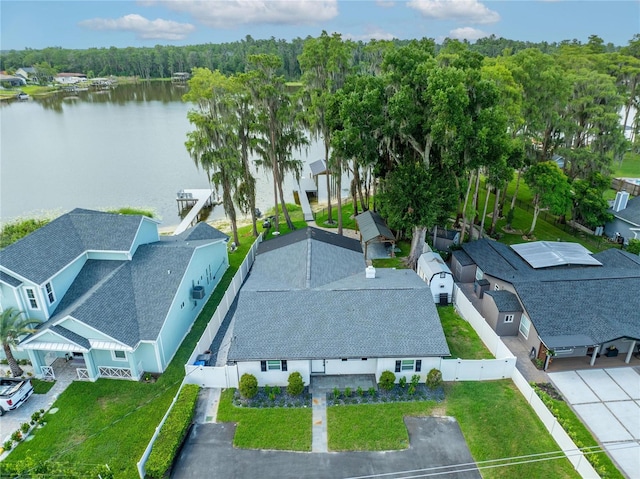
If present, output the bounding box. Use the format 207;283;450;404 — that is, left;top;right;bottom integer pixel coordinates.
295;176;318;222
174;189;219;236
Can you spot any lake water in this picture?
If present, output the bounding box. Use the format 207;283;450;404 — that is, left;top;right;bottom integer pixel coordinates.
0;82;326;228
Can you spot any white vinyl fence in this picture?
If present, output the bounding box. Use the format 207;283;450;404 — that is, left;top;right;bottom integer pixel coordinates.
137;236;261;478
452;284;599;478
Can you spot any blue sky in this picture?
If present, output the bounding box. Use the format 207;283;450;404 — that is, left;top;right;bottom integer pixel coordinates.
1;1;638;51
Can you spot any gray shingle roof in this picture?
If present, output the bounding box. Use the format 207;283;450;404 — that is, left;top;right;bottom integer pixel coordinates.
452;249;474;267
51;325;91;350
0;209;147;284
515;277;640;344
0;271;22;287
355;211;395;243
484;290;522;312
611;196;640;226
227;289;449;361
461;238;640;345
227;230;449;362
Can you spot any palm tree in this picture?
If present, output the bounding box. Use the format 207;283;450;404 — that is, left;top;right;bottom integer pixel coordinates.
0;308;41;377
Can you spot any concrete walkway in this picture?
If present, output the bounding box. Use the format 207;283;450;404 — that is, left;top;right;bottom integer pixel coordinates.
311;389;328;453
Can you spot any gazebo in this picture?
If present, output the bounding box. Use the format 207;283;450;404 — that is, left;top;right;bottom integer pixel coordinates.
355;210;396;260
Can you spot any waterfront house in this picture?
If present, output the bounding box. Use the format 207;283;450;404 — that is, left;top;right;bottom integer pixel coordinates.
451;238;640;368
225;227;450;386
0;209;229;381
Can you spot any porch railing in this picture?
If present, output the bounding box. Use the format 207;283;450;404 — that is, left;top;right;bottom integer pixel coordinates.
99;366;132;379
77;368;90;380
41;365;55;380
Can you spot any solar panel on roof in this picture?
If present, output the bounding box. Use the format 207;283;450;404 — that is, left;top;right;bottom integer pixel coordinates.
511;241;602;268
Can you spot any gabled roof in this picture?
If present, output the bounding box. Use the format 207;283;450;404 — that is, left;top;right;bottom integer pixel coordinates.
248;227;363;290
514;277;640;345
511;241;602;268
309;159;327;176
227;228;449;362
355;210;395;243
20;221;227;349
0;209;151;284
611;196;640;226
484;290;522;312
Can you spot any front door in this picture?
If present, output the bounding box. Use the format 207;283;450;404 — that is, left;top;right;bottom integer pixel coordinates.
311;359;325;374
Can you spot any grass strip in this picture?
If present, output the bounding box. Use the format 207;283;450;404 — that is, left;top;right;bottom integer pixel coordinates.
217;389;312;451
438;305;493;359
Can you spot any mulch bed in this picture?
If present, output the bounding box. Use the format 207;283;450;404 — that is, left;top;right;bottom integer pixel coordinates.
535;382;564;401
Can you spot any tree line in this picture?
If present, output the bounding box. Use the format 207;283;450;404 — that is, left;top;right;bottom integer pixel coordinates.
182;32;640;268
1;34;625;82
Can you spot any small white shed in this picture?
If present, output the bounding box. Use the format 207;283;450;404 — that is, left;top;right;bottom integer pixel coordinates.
417;252;454;305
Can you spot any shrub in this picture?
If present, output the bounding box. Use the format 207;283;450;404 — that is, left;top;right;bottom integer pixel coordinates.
333;387;340;399
357;386;364;397
287;372;304;396
273;386;281;396
145;384;200;479
239;373;258;399
345;387;352;397
426;368;443;389
398;376;407;389
410;374;420;387
408;384;416;395
20;422;30;434
11;431;22;442
379;370;396;391
368;387;376;397
3;440;12;451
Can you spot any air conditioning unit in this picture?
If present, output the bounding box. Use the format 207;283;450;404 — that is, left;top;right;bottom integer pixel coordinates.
192;286;205;300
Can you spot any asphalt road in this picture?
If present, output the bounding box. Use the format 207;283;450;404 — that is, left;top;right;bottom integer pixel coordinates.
170;416;481;479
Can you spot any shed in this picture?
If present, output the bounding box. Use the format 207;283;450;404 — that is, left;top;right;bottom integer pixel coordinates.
451;249;476;283
417;252;454;305
355;210;396;260
431;226;460;251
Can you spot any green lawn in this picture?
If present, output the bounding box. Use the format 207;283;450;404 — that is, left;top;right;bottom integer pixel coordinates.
6;234;259;478
328;401;436;450
438;306;493;359
371;239;411;269
446;381;580;479
31;378;55;394
614;152;640;178
313;199;369;231
261;203;308;240
217;389;312;451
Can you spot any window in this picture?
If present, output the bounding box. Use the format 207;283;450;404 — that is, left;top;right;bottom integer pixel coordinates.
25;288;38;309
440;272;447;279
475;267;484;282
112;350;127;361
519;315;531;339
45;282;55;304
395;359;418;372
504;314;514;323
261;360;287;371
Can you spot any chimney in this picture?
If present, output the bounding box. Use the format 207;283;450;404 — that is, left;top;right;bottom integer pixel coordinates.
365;265;376;279
613;191;629;212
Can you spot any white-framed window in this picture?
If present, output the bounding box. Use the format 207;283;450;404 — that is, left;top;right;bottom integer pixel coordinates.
112;350;127;361
519;315;531;339
45;282;55;304
504;314;514;323
395;359;422;372
261;360;287;372
25;288;39;309
475;267;484;282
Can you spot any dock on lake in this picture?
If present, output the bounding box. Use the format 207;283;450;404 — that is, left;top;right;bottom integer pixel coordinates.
174;189;220;236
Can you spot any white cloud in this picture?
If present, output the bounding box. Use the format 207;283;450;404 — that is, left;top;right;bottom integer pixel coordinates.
448;26;488;40
148;0;338;28
79;14;195;40
407;0;500;24
376;1;396;7
342;26;396;41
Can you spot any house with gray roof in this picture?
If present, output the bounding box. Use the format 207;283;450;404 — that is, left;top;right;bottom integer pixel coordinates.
451;238;640;368
604;191;640;245
225;227;449;386
0;208;229;381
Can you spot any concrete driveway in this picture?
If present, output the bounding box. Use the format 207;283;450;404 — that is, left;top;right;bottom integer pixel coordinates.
548;367;640;478
171;416;481;479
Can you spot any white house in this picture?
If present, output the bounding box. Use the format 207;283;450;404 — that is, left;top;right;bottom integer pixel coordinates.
225;227;450;387
417;251;454;305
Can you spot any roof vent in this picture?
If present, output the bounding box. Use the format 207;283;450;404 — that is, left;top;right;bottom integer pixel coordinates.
613;191;629;212
365;265;376;279
192;286;205;300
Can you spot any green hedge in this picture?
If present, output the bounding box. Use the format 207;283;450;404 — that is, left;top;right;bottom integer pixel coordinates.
145;384;200;479
0;458;113;478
